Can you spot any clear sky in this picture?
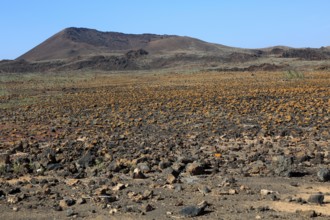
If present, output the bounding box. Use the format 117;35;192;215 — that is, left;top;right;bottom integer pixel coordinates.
1;0;330;60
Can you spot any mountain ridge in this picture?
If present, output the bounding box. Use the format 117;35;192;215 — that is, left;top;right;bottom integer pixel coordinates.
1;27;329;73
17;27;248;61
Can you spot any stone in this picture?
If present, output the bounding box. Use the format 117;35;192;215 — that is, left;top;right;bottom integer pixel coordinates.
286;170;306;177
76;198;86;205
296;210;317;218
260;189;275;196
0;153;10;166
112;183;126;191
270;194;279;201
142;190;153;199
109;208;118;215
307;193;324;204
198;185;211;194
167;174;177;184
175;185;183;192
124;205;142;213
46;163;62;171
7;195;20;204
0;190;5;198
41;148;57;164
95;186;109;196
132;168;146;179
65;179;80;186
179;201;208;217
143;204;154;212
186;162;205;175
99;195;117;204
8;187;21;195
228;189;237;195
59;198;76;208
317;168;330;182
66;208;76;217
76;151;94;168
54;205;63;211
159;161;172;170
257;206;270;212
179;206;204;217
273;156;294;176
137;163;150;173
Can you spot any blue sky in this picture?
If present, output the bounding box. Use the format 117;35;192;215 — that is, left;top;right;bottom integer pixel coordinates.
1;0;330;60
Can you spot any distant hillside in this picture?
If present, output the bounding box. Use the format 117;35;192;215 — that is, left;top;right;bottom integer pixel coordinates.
0;27;329;73
17;27;244;61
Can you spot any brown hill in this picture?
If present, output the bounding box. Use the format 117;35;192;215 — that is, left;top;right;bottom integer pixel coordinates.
17;28;174;61
17;27;242;62
2;27;329;73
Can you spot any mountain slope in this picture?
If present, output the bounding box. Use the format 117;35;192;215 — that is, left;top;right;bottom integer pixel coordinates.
17;27;246;61
5;27;330;73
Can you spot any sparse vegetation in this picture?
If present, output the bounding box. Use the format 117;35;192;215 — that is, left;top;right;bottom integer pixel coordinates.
284;69;305;80
1;70;330;218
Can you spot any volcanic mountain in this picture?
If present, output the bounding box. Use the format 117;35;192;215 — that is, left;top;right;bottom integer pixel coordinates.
17;27;243;62
1;27;329;73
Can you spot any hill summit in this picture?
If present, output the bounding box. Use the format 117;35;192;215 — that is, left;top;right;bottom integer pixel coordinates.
1;27;329;73
17;27;236;61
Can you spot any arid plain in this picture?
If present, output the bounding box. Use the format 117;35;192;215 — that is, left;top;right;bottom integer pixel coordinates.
0;70;330;219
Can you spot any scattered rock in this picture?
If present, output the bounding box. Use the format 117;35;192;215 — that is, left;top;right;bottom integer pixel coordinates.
8;187;21;195
65;179;80;186
186;162;205;175
54;205;63;211
198;185;211;194
95;186;110;196
142;190;153;199
137;163;151;173
159;161;172;170
76;151;94;168
179;206;204;217
260;189;275;196
228;189;238;195
66;208;76;217
296;209;318;218
317;168;330;182
143;204;154;212
0;153;10;166
167;174;177;184
257;206;270;212
132;168;146;179
59;198;76;208
76;198;86;205
0;190;5;198
109;208;118;215
179;201;208;217
98;195;117;204
7;195;20;204
124;205;142;213
307;193;324;204
175;185;183;192
286;170;307;177
112;183;126;191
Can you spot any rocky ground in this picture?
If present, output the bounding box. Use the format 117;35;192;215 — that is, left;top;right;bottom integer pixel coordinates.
0;71;330;219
